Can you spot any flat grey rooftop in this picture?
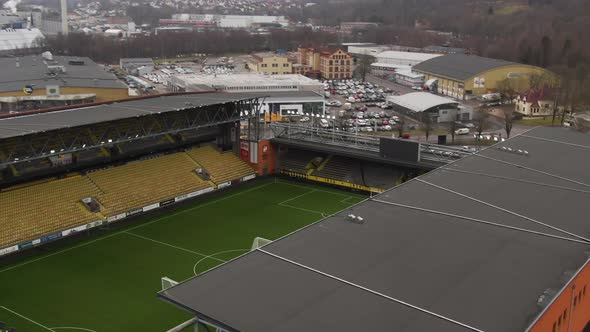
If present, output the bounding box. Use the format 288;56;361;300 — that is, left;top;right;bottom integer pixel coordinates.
0;93;265;139
160;127;590;332
0;55;126;92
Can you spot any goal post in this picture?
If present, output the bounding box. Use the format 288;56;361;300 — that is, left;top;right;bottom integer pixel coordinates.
161;277;179;291
251;237;272;250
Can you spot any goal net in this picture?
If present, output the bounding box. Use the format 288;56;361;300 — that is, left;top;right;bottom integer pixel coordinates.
251;237;272;250
161;277;179;291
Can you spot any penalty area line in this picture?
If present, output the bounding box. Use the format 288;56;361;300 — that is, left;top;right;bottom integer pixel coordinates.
123;231;226;263
192;249;250;276
0;306;54;331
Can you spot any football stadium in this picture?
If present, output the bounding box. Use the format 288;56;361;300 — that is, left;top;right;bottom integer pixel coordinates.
0;92;589;332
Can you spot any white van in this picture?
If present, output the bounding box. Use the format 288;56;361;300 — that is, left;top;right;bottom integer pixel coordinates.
454;128;470;135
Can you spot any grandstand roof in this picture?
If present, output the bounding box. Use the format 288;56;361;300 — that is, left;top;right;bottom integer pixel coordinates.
0;55;126;93
0;93;264;139
413;54;518;81
160;126;590;332
387;92;459;112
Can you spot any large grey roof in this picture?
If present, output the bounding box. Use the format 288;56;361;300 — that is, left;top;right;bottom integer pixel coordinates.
160;126;590;332
0;93;264;139
0;55;126;92
413;54;519;81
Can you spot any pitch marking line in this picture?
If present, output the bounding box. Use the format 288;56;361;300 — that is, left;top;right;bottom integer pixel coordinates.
0;306;53;331
278;189;316;205
0;182;273;274
279;203;329;217
340;196;356;204
275;180;359;198
123;231;225;263
192;249;250;276
51;328;97;332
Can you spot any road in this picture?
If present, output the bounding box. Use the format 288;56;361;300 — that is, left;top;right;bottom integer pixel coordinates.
365;74;415;95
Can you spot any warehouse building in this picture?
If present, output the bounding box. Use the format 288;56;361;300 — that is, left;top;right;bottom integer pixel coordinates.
0;27;45;56
0;53;128;113
387;92;472;123
119;58;154;76
160;14;289;29
375;51;442;67
413;54;549;100
248;53;292;75
168;74;323;94
370;51;442;80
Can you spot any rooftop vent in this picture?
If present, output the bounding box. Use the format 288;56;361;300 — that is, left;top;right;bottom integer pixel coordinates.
498;146;529;156
536;288;557;308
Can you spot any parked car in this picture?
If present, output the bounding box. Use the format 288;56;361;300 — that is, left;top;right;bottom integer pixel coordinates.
454;128;470;135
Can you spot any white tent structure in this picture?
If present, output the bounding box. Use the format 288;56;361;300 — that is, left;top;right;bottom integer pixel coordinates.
0;28;45;54
387;92;472;123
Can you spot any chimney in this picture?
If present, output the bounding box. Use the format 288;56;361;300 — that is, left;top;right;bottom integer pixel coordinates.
61;0;68;35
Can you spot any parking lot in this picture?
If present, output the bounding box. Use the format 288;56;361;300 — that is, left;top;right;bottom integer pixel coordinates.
321;78;424;136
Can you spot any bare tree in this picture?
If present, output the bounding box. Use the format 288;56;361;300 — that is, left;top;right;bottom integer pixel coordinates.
449;120;458;144
421;112;433;142
474;108;490;136
356;54;374;82
503;108;515;138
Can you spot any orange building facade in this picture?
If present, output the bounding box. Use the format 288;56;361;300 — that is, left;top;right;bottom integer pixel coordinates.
529;261;590;332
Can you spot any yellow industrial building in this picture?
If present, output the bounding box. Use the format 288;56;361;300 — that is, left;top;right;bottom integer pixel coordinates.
413;54;549;100
0;54;128;113
248;53;293;75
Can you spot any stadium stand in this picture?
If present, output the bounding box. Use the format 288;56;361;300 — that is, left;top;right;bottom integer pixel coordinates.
313;155;360;183
278;148;414;191
278;149;320;174
88;153;211;216
0;148;256;249
186;146;256;186
0;176;100;247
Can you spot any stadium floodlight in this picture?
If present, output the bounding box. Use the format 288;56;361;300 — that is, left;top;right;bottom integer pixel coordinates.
82;144;86;148
494;137;499;141
108;139;113;143
501;138;506;142
50;149;55;154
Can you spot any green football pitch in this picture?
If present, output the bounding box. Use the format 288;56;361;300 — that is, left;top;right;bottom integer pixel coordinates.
0;179;366;332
